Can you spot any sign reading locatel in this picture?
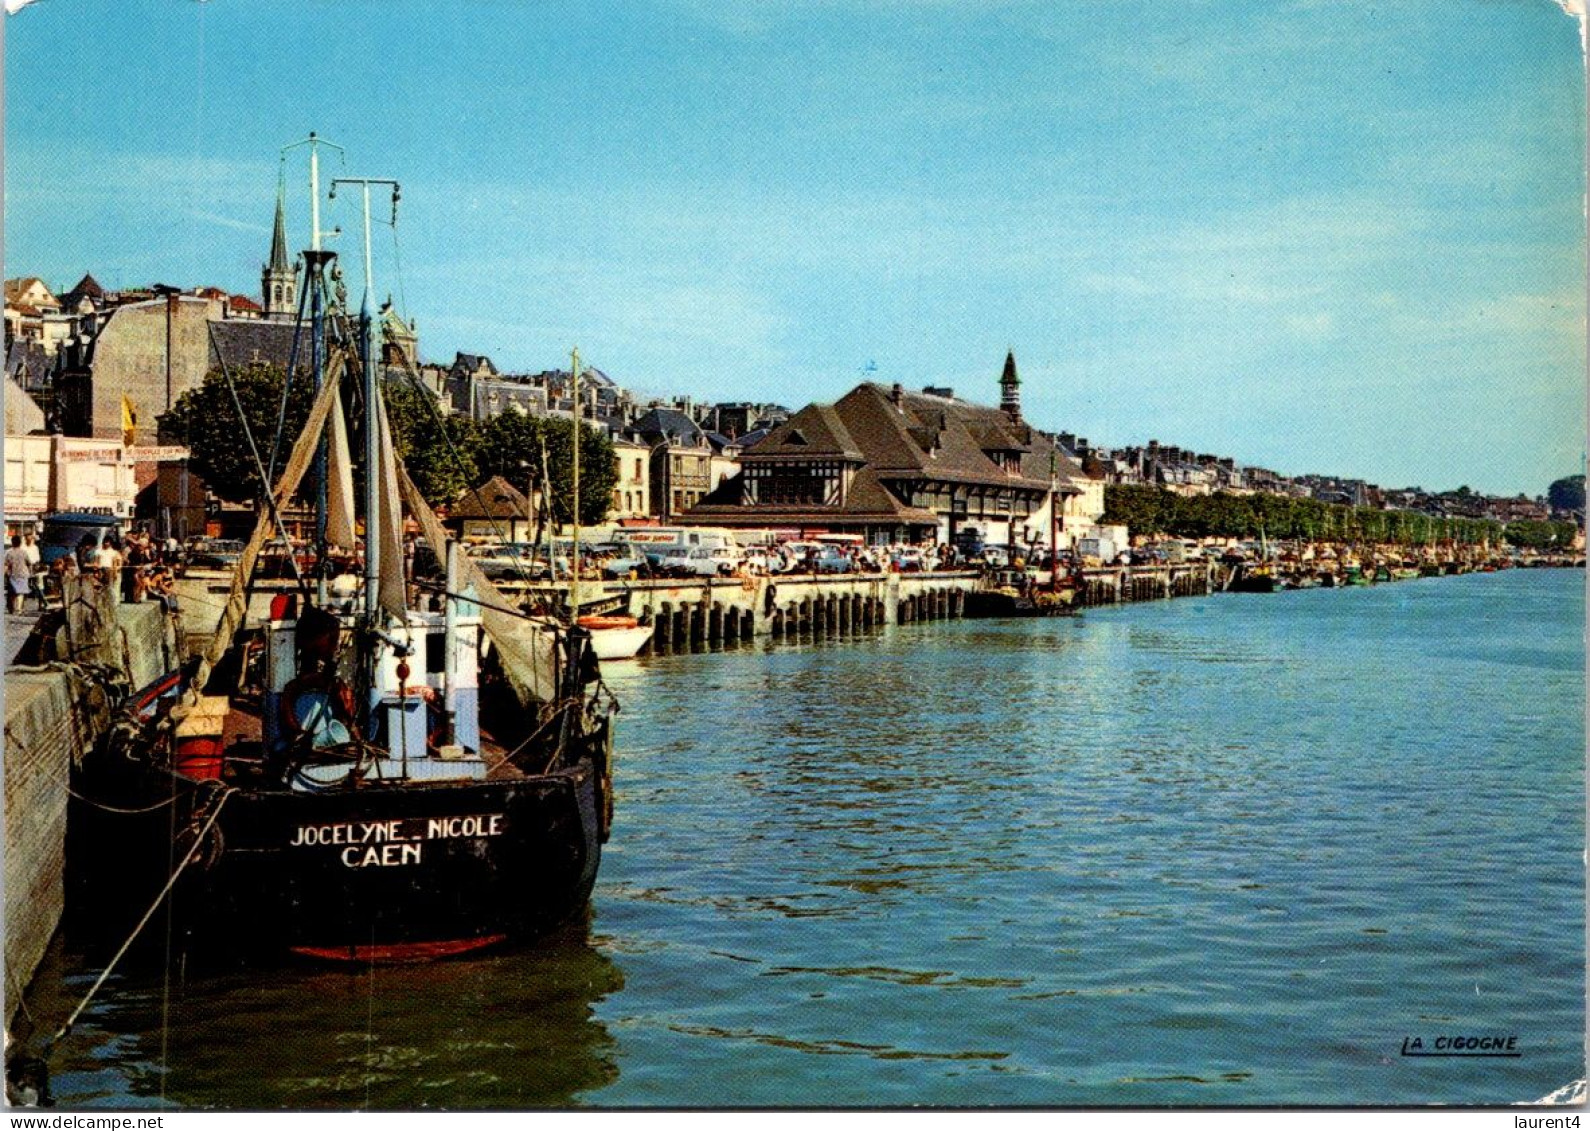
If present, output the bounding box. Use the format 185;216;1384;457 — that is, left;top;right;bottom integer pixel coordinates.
288;815;506;868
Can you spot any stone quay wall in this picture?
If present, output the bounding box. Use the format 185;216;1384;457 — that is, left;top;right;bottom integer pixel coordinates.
5;576;182;1022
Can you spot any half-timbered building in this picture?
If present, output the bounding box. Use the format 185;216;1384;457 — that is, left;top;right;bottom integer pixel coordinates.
683;354;1086;546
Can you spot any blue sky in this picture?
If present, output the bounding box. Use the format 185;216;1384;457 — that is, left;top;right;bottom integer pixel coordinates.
5;0;1585;495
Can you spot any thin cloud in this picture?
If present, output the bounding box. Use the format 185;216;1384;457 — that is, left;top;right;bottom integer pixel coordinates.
192;211;270;235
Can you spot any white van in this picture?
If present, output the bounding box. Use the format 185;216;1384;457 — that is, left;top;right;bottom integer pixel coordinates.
621;527;739;555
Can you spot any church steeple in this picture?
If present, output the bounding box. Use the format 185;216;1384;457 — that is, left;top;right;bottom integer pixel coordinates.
999;349;1022;422
269;189;289;272
261;183;300;320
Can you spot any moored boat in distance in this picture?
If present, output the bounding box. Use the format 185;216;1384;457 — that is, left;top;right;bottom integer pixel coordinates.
966;567;1079;617
1229;563;1279;593
578;614;654;660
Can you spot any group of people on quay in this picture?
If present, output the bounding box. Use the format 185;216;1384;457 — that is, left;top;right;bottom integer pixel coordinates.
5;528;181;614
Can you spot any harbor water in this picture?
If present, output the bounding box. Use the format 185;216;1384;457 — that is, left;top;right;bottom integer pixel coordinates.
35;569;1585;1107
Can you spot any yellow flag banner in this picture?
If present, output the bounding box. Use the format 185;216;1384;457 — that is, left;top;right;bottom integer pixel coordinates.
120;396;137;447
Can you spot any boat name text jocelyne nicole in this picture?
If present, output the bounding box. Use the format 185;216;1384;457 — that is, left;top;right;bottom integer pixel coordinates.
287;815;506;868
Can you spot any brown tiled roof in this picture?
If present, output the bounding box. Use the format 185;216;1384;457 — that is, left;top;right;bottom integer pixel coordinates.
841;466;938;520
68;273;104;299
741;402;863;461
828;383;1071;490
452;475;531;520
686;364;1089;530
5;278;56;306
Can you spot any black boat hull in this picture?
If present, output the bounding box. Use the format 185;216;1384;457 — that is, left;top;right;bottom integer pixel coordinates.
70;763;604;962
964;591;1079;618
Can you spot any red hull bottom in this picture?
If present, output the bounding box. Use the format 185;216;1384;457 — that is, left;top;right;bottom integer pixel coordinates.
289;933;509;964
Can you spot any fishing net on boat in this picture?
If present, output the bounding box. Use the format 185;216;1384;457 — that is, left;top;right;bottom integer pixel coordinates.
396;465;561;707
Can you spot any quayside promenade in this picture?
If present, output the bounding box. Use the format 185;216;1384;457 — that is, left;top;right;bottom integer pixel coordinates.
167;562;1220;658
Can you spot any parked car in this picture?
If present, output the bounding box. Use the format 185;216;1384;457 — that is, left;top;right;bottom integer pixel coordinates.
953;529;985;558
186;538;245;571
254;538;316;579
473;542;556;580
707;546;745;575
600;542;649;578
652;546;723;577
810;546;853;574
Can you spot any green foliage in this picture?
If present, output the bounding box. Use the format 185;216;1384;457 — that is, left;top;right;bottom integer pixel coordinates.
1547;475;1585;514
157;365;619;528
474;411;618;528
1102;484;1502;546
157;362;313;505
383;378;482;506
1502;519;1579;549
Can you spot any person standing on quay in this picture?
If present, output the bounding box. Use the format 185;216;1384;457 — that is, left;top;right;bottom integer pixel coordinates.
5;535;34;614
22;532;42;610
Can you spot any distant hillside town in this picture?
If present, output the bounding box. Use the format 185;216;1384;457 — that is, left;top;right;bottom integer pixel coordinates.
4;193;1582;547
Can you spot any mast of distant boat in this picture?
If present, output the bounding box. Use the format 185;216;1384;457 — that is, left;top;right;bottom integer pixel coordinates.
1049;448;1060;592
569;346;581;622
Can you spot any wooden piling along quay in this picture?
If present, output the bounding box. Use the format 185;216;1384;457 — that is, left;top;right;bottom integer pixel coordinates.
503;562;1219;656
1072;563;1217;609
617;571;976;653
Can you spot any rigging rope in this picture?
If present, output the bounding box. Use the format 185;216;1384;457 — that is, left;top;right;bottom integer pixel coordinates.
207;321;313;599
65;786;180;816
265;249;316;486
386;348;545;591
43;786;234;1057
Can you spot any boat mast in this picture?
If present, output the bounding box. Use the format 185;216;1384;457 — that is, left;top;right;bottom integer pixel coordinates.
329;174;400;630
569;346;581;622
281;133;344;603
1049;448;1059;592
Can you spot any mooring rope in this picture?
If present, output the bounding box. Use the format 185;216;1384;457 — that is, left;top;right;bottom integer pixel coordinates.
64;786;180;816
42;785;234;1056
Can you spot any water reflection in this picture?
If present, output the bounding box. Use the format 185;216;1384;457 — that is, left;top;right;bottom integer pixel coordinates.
39;916;624;1109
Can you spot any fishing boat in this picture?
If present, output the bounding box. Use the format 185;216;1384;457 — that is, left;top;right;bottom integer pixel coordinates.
1228;563;1279;593
965;459;1081;620
966;567;1078;617
69;155;616;963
